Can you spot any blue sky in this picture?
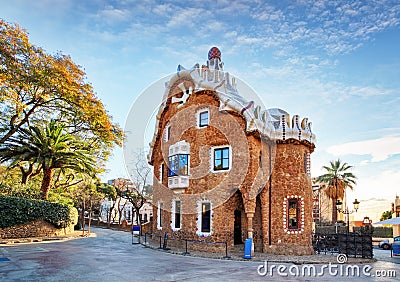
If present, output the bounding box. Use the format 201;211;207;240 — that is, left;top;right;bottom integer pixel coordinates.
2;0;400;221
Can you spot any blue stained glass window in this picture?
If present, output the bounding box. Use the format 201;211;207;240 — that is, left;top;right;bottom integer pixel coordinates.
168;154;189;177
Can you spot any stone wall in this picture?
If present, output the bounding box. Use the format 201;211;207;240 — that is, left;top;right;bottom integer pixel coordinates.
0;219;75;239
265;141;314;255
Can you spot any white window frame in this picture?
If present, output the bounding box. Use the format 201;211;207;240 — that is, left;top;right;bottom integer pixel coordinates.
196;107;209;128
210;145;232;173
196;200;213;236
157;202;164;230
171;199;182;231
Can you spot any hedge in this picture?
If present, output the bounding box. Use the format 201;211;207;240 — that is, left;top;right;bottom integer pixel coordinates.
0;196;77;229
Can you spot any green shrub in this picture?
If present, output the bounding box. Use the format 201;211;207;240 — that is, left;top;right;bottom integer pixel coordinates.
0;196;77;229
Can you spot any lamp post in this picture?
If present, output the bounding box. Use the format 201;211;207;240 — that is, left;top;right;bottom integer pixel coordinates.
336;199;360;233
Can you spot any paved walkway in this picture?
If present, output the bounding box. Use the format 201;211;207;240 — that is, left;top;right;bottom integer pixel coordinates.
0;227;399;281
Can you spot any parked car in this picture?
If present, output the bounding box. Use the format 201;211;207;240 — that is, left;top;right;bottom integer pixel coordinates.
378;239;392;250
379;236;400;250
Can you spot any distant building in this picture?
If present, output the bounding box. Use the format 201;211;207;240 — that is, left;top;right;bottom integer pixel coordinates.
392;195;400;218
99;178;153;225
312;181;344;226
391;196;400;237
107;178;137;192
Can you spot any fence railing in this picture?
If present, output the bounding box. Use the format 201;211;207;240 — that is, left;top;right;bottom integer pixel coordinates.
313;232;373;258
140;232;230;258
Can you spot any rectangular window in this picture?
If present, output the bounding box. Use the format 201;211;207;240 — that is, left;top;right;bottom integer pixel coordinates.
288;199;299;229
178;155;188;175
159;163;165;182
201;203;211;232
168;154;189;177
214;147;230;171
174;200;181;229
168;155;178;176
199;111;209;127
164;125;171;141
158;203;163;228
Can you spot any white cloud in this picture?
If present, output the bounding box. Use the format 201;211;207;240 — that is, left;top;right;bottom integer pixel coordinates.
327;135;400;162
345;169;400;221
99;6;131;23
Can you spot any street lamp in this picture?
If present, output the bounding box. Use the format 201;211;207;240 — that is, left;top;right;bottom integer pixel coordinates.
336;199;360;233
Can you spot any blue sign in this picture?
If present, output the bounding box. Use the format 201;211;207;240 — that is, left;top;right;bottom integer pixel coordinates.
132;225;140;235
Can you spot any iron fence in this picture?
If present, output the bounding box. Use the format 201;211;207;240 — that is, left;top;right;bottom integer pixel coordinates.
141;232;230;258
313;232;373;258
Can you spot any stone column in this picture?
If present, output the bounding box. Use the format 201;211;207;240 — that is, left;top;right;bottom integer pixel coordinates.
243;193;256;254
246;212;255;254
246;212;254;239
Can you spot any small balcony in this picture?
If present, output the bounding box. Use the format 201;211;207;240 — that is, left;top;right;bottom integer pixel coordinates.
168;175;189;192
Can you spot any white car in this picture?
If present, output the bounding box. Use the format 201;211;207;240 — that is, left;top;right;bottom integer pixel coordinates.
378;239;392;250
379;236;400;250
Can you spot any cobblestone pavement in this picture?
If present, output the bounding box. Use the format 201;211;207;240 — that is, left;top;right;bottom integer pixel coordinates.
0;227;399;281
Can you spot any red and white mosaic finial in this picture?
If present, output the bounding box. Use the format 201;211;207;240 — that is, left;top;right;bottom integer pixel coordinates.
208;47;221;60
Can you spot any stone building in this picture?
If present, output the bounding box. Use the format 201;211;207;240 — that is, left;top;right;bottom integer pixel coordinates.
148;47;316;255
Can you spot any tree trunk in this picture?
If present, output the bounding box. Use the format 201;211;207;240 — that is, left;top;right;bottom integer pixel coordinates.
21;172;29;185
40;168;54;200
135;207;143;235
81;200;86;236
331;197;337;225
88;199;92;234
19;163;33;184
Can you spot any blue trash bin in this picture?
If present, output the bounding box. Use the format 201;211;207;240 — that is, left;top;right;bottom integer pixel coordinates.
244;238;252;259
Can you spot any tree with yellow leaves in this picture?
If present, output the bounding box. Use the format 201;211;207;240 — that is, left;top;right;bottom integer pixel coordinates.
0;19;123;162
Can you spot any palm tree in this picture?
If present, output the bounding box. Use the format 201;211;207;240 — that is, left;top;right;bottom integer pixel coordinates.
0;121;96;199
316;159;357;225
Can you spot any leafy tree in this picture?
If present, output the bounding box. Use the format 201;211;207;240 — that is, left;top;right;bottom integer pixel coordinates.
71;181;104;234
380;210;392;222
97;183;118;227
0;19;122;161
316;159;357;225
0;121;96;199
122;150;152;231
122;189;146;229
